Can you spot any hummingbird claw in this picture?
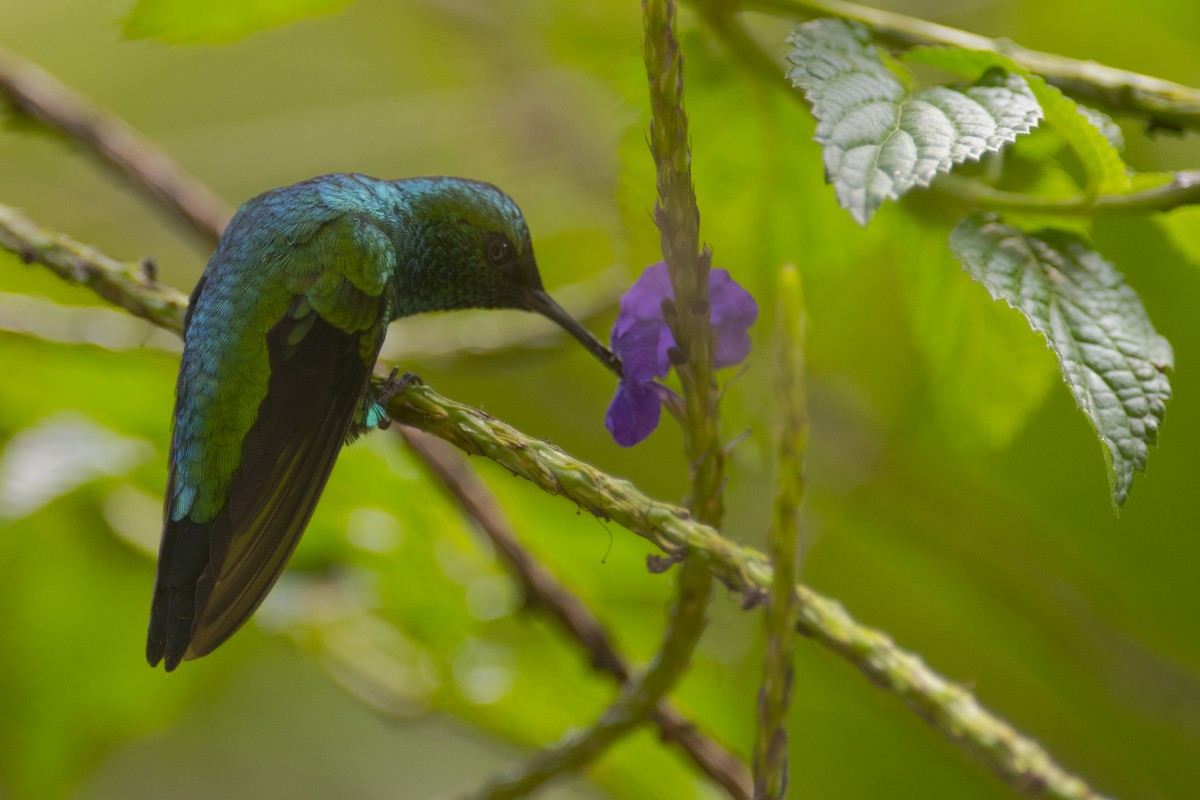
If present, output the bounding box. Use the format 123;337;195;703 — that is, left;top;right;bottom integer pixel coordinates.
374;368;421;409
346;369;421;444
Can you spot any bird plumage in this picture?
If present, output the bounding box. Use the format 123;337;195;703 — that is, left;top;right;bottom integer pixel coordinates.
148;173;617;671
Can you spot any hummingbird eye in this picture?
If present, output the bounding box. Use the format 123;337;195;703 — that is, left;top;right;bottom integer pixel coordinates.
484;233;516;268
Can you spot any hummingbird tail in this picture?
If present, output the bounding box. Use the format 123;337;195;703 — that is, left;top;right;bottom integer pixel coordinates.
147;516;210;671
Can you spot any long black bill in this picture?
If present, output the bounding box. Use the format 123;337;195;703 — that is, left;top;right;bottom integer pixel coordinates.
525;288;623;379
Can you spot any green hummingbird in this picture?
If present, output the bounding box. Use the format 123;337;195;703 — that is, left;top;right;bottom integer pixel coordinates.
148;174;621;671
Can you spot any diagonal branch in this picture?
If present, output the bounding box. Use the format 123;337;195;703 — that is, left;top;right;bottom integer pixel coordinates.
0;203;188;333
933;171;1200;215
0;209;1110;800
0;47;233;244
397;427;753;800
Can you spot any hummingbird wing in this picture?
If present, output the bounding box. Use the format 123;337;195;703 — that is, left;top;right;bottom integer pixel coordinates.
149;188;396;671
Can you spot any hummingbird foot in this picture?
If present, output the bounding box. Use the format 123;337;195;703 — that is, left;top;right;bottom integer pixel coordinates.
345;368;422;444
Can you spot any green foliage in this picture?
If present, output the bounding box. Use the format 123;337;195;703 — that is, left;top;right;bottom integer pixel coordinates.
897;214;1058;450
1160;205;1200;268
4;1;1200;799
949;213;1173;507
785;20;1041;225
0;336;197;799
124;0;354;44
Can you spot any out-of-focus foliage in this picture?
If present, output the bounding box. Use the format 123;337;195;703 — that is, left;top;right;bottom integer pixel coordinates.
124;0;355;44
2;1;1200;799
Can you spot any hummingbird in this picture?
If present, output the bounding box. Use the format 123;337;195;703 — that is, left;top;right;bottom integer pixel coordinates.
148;173;621;671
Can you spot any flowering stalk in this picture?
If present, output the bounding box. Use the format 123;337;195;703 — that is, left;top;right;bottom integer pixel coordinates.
465;2;729;796
753;265;807;799
646;0;725;525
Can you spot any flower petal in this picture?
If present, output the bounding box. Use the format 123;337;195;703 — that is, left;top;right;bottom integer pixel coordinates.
611;261;676;381
612;317;671;383
605;262;757;447
605;379;662;446
614;262;673;328
708;269;758;369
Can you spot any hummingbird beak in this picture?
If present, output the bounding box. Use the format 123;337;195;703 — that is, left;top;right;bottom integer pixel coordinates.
524;288;623;379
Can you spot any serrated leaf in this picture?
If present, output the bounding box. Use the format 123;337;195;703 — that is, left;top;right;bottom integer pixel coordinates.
786;20;1041;225
949;213;1172;507
1077;105;1124;152
905;47;1130;193
124;0;354;44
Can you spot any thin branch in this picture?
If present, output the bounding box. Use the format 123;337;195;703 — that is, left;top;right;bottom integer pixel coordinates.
1;218;1110;800
723;0;1200;133
0;203;187;333
460;561;713;800
397;427;753;800
0;47;232;244
752;264;807;799
933;171;1200;216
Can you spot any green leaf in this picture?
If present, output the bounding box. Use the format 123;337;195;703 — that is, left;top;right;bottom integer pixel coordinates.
1077;105;1124;152
785;20;1041;225
949;213;1172;508
124;0;354;44
905;47;1130;193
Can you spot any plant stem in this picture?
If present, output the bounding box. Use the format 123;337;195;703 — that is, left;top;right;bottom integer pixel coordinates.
752;265;807;799
648;0;725;525
934;171;1200;215
465;2;725;795
459;559;713;800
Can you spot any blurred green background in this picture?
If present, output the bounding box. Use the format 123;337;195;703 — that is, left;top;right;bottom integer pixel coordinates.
2;0;1199;798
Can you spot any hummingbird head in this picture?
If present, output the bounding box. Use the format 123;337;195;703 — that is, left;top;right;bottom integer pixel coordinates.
394;177;623;377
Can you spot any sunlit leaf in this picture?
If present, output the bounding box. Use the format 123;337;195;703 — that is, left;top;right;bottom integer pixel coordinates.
124;0;355;44
786;20;1041;225
904;47;1130;193
950;213;1172;507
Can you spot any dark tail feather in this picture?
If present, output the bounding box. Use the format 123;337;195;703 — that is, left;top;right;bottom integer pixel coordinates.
146;516;212;671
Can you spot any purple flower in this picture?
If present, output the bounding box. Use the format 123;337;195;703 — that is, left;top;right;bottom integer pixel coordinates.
605;262;758;446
